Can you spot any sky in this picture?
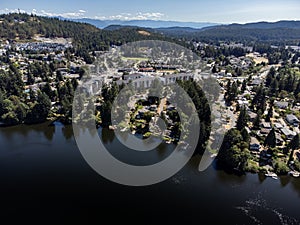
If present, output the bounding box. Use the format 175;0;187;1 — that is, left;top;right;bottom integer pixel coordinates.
1;0;300;24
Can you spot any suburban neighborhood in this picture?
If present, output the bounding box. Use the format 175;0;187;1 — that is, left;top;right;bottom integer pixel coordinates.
1;26;300;178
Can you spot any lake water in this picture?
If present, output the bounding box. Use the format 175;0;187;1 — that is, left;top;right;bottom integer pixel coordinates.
0;122;300;225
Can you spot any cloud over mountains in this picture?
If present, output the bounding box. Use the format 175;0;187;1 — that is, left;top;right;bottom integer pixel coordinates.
0;8;164;20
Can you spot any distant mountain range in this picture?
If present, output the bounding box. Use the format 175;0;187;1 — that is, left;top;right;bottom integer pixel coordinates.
64;18;219;29
58;17;300;43
63;18;300;31
213;20;300;29
151;20;300;43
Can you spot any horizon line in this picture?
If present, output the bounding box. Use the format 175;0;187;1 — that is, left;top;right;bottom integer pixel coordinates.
1;12;300;25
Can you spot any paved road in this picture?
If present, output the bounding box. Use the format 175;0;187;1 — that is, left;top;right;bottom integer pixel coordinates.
218;93;236;130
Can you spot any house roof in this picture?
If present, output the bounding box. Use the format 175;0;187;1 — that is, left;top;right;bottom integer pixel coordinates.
281;128;296;136
274;101;289;108
286;114;299;122
238;100;249;105
262;122;271;128
251;79;263;85
275;133;284;142
250;137;260;145
248;111;257;119
274;122;283;129
260;128;271;134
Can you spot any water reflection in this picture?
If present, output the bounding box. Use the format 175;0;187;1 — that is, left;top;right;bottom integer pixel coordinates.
0;122;56;142
100;128;115;144
62;126;73;140
279;176;291;187
214;162;247;184
290;179;300;198
258;173;267;183
44;124;55;141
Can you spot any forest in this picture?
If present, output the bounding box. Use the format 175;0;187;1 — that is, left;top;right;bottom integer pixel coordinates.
0;13;178;63
156;24;300;46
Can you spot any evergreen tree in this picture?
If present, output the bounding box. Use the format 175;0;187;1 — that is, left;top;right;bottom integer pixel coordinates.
212;65;217;73
241;127;250;143
236;106;248;131
253;110;261;130
42;82;53;100
235;67;243;76
218;128;250;170
225;81;238;105
288;134;300;162
0;91;4;117
266;67;275;87
265;104;273;122
26;91;51;123
241;79;247;93
251;85;266;112
264;128;276;148
288;134;300;151
27;73;35;85
270;79;279;96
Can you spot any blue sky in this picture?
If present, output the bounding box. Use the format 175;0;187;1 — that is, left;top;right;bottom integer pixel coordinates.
1;0;300;23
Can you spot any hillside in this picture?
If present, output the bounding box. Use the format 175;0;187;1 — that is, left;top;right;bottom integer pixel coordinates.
0;13;176;56
221;20;300;29
154;20;300;44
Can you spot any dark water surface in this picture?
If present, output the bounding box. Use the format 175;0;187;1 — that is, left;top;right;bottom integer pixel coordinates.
0;122;300;225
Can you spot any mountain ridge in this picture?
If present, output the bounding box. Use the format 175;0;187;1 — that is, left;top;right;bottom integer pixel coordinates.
62;17;300;31
62;17;219;29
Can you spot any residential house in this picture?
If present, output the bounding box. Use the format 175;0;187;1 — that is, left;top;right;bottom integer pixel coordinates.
275;133;284;145
238;99;249;107
286;114;299;127
261;122;272;129
260;128;270;136
274;101;289;109
250;137;260;151
274;122;283;130
281;128;297;140
250;78;263;86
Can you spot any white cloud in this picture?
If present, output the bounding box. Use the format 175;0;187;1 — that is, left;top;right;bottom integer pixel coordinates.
0;9;164;21
95;12;165;21
0;8;19;14
0;8;87;18
39;9;86;18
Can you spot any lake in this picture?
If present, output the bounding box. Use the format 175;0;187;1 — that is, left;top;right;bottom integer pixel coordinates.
0;122;299;225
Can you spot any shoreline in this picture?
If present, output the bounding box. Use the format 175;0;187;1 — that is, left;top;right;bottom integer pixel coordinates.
1;120;299;178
